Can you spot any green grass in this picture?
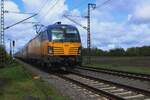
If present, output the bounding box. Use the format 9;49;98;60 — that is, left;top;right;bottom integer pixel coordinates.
83;63;150;74
0;62;69;100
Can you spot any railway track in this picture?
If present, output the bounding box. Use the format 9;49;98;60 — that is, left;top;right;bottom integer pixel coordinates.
59;72;150;100
77;66;150;81
17;59;150;100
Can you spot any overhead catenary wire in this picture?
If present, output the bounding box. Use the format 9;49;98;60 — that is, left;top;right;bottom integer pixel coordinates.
95;0;112;9
63;15;87;30
4;10;36;15
62;0;91;27
43;0;60;18
4;0;50;29
5;0;50;17
62;0;91;19
4;14;38;30
63;14;87;19
63;0;112;22
37;0;49;14
32;0;59;32
21;22;40;24
20;0;52;33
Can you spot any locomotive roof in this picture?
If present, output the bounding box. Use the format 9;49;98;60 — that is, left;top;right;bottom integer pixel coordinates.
47;24;77;29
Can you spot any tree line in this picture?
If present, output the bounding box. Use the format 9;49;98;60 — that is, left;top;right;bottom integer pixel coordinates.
82;46;150;56
1;45;150;65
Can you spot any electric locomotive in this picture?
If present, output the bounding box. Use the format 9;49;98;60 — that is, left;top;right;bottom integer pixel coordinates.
15;22;82;70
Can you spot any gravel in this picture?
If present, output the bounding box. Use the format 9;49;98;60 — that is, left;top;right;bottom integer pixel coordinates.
75;68;150;92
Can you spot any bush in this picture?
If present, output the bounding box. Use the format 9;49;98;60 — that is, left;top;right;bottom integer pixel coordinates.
0;45;13;66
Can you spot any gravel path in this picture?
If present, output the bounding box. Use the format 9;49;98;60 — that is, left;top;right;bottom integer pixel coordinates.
75;68;150;92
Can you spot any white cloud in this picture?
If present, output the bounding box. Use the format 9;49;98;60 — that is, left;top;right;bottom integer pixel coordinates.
22;0;68;24
85;0;150;50
125;0;150;24
4;1;36;52
130;3;150;24
22;0;43;12
90;20;150;50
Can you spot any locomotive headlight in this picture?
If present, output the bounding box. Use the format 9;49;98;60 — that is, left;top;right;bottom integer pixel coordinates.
48;46;53;54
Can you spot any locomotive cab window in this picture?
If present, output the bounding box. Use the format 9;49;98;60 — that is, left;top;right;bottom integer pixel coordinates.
66;28;78;34
48;27;80;42
51;29;64;42
65;28;80;42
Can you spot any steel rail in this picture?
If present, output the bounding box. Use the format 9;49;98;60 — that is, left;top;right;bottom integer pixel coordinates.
58;74;125;100
70;71;150;97
77;66;150;81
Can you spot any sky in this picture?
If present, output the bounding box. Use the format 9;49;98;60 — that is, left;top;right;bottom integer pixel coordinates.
2;0;150;52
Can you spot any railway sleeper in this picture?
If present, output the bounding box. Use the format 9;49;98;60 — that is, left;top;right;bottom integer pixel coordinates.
65;73;150;100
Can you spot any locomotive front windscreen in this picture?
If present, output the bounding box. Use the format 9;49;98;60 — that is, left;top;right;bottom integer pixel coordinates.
49;27;80;42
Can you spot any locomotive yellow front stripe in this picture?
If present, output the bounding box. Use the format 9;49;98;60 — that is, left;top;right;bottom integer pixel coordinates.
41;41;81;56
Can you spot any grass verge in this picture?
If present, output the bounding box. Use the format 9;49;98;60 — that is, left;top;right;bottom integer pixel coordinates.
83;63;150;75
0;62;69;100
